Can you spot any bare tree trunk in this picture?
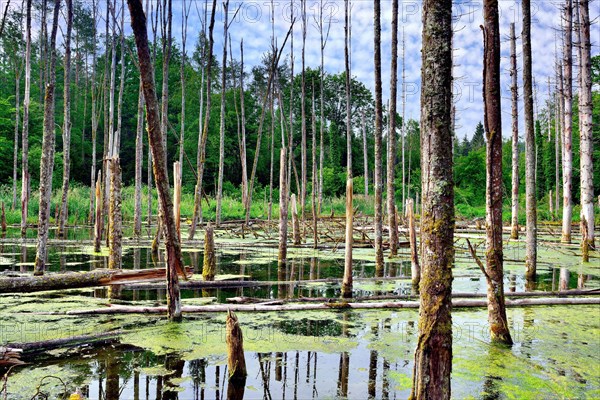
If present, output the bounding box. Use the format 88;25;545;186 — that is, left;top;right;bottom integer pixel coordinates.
361;110;368;196
291;194;300;246
578;0;594;248
483;0;513;345
134;81;144;237
401;29;407;210
88;0;98;226
311;84;318;248
179;0;189;169
128;0;184;321
189;0;216;239
410;1;454;398
33;0;60;276
406;198;419;287
387;0;399;258
103;0;118;247
561;0;573;244
373;0;384;277
20;0;32;238
215;0;229;227
58;0;73;238
523;0;537;279
173;161;182;240
94;172;102;252
278;148;288;268
239;40;248;207
300;0;307;224
39;0;47;103
12;69;20;211
108;157;122;270
341;179;353;298
203;225;215;281
556;60;564;214
344;0;352;179
509;23;520;240
318;0;329;213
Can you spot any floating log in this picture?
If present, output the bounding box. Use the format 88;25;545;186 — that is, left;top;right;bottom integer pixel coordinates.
0;267;193;294
0;347;24;367
8;330;122;353
65;297;600;315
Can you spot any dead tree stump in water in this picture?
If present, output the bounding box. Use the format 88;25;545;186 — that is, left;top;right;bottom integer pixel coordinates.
1;202;6;232
341;178;353;298
109;157;122;270
291;193;301;245
226;310;247;379
203;225;216;281
94;172;103;253
406;198;420;289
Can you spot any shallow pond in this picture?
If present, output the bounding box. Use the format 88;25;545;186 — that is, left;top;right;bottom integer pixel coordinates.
0;223;598;399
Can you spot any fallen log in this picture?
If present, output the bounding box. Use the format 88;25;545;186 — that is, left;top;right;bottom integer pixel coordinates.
64;297;600;315
0;347;24;367
294;288;600;302
122;276;415;291
7;330;122;353
0;267;193;294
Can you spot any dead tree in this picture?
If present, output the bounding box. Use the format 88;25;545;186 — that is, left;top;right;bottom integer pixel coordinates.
133;81;144;238
578;0;594;249
108;157;122;270
410;0;454;398
278;148;288;268
189;0;216;239
561;0;573;244
482;0;513;345
57;0;73;238
20;0;32;238
523;0;537;278
509;23;520;240
33;0;60;276
127;0;185;321
341;179;353;298
387;0;399;257
215;0;229;227
300;0;307;223
373;0;384;277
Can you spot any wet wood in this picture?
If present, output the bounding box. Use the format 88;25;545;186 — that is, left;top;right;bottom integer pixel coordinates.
65;297;600;315
0;267;193;294
203;226;216;281
341;179;353;298
226;310;247;379
0;347;24;367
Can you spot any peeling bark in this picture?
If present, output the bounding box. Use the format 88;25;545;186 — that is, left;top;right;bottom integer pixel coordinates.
373;0;384;277
387;0;399;258
341;179;353;298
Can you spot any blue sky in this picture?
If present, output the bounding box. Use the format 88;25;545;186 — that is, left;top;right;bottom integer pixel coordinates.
12;0;600;139
165;0;599;140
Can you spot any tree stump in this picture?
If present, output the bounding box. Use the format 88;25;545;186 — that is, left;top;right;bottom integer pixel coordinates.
226;310;247;381
203;225;216;281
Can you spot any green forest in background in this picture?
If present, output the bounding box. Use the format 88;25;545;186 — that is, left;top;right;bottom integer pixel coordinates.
0;2;599;224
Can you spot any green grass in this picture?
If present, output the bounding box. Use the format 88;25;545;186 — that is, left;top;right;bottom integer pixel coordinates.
0;183;597;226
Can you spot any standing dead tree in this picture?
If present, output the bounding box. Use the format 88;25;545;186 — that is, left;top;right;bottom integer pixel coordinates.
127;0;186;321
509;23;520;240
373;0;384;277
57;0;73;238
561;0;573;244
410;0;454;398
523;0;537;279
189;0;216;239
33;0;60;276
387;0;399;258
578;0;594;256
482;0;513;345
216;0;231;227
20;0;32;238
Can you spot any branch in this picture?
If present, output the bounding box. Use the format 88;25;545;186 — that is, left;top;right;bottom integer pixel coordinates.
466;238;491;282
